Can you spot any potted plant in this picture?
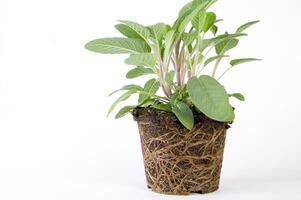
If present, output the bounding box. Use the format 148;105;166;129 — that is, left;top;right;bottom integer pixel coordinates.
85;0;260;195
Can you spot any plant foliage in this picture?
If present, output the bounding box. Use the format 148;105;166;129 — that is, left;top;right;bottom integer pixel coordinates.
85;0;260;130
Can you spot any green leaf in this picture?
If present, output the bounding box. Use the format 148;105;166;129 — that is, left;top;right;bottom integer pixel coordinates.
204;55;229;67
109;84;143;96
163;30;175;62
126;67;155;79
108;91;136;116
115;106;135;119
125;53;157;68
119;20;151;44
182;32;198;46
138;79;160;104
187;75;235;122
210;25;218;35
115;24;142;39
215;38;239;55
179;2;193;17
203;12;216;32
172;101;194;130
149;23;170;46
85;38;150;54
236;20;260;33
152;101;172;112
230;58;261;66
165;70;175;85
192;11;206;32
229;93;245;101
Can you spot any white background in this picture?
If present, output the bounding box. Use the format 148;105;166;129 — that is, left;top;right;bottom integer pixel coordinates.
0;0;301;199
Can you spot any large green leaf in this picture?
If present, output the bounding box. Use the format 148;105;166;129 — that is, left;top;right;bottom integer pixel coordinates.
138;79;160;104
119;20;151;44
108;91;136;116
192;11;206;32
149;23;170;46
115;24;143;39
109;84;143;96
125;53;157;68
187;75;235;122
182;31;198;46
85;38;150;54
230;58;261;66
236;20;260;33
215;38;239;55
126;67;155;79
204;55;229;67
172;101;194;130
203;12;216;32
115;106;135;119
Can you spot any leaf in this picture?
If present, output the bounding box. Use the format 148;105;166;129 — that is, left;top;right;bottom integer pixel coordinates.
115;106;135;119
126;67;155;79
138;79;160;104
187;75;235;122
172;101;194;130
85;38;151;54
215;38;239;55
107;91;136;116
115;24;142;39
119;20;151;44
204;55;229;67
149;23;170;46
182;32;198;46
210;25;218;35
109;84;143;96
179;2;193;17
165;70;175;85
192;11;206;32
152;102;172;112
163;30;175;62
203;12;217;32
230;58;261;66
229;93;245;101
236;20;260;33
125;53;157;68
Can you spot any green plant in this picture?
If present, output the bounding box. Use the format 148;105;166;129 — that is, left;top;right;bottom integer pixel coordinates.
85;0;261;130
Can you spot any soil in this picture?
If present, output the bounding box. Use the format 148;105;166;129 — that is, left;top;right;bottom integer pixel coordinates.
133;107;230;195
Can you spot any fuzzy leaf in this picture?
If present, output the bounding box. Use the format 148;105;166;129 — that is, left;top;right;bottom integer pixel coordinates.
187;75;235;122
149;23;170;45
204;55;229;67
108;91;136;116
203;12;216;32
182;32;198;46
138;79;160;104
125;53;157;68
115;106;135;119
126;67;155;79
192;11;206;32
236;20;260;33
109;84;143;96
115;24;142;39
152;102;172;112
85;38;150;54
215;38;239;55
163;30;175;62
118;20;151;44
172;101;194;130
229;93;245;101
210;25;218;35
230;58;261;66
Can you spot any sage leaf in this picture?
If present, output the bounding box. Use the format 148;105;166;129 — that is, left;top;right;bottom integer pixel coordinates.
115;24;143;39
108;91;136;116
203;12;216;32
138;79;160;104
230;58;261;66
119;20;151;44
171;101;194;130
236;20;260;33
229;93;245;101
204;55;229;67
126;67;155;79
109;84;143;96
125;53;157;68
165;70;175;85
115;106;135;119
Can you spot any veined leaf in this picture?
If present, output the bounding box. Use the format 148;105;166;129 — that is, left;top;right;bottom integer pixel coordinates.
163;30;175;62
210;25;218;35
138;79;160;104
126;67;155;79
215;38;239;55
229;93;245;101
187;75;235;122
203;12;216;32
115;24;142;39
182;31;198;46
192;11;206;32
172;101;194;130
125;53;157;68
152;102;172;112
108;90;136;116
165;70;175;85
85;38;150;54
149;23;170;46
119;20;151;44
109;84;143;96
204;55;229;67
236;20;260;33
179;2;193;17
115;106;135;119
230;58;261;66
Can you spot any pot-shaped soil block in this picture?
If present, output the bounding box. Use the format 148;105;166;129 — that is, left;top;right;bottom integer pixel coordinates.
133;107;229;195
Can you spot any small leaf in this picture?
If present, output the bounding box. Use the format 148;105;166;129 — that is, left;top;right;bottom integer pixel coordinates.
236;20;260;33
118;20;151;44
165;70;175;85
138;79;160;104
149;23;170;46
85;38;150;54
182;32;198;46
109;84;143;96
125;53;157;68
204;55;229;67
108;91;136;116
210;25;218;35
163;30;175;62
229;93;245;101
126;67;155;79
115;106;135;119
172;101;194;130
215;38;239;55
187;76;235;122
230;58;262;66
115;24;142;39
152;102;172;112
192;11;206;32
203;12;216;32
